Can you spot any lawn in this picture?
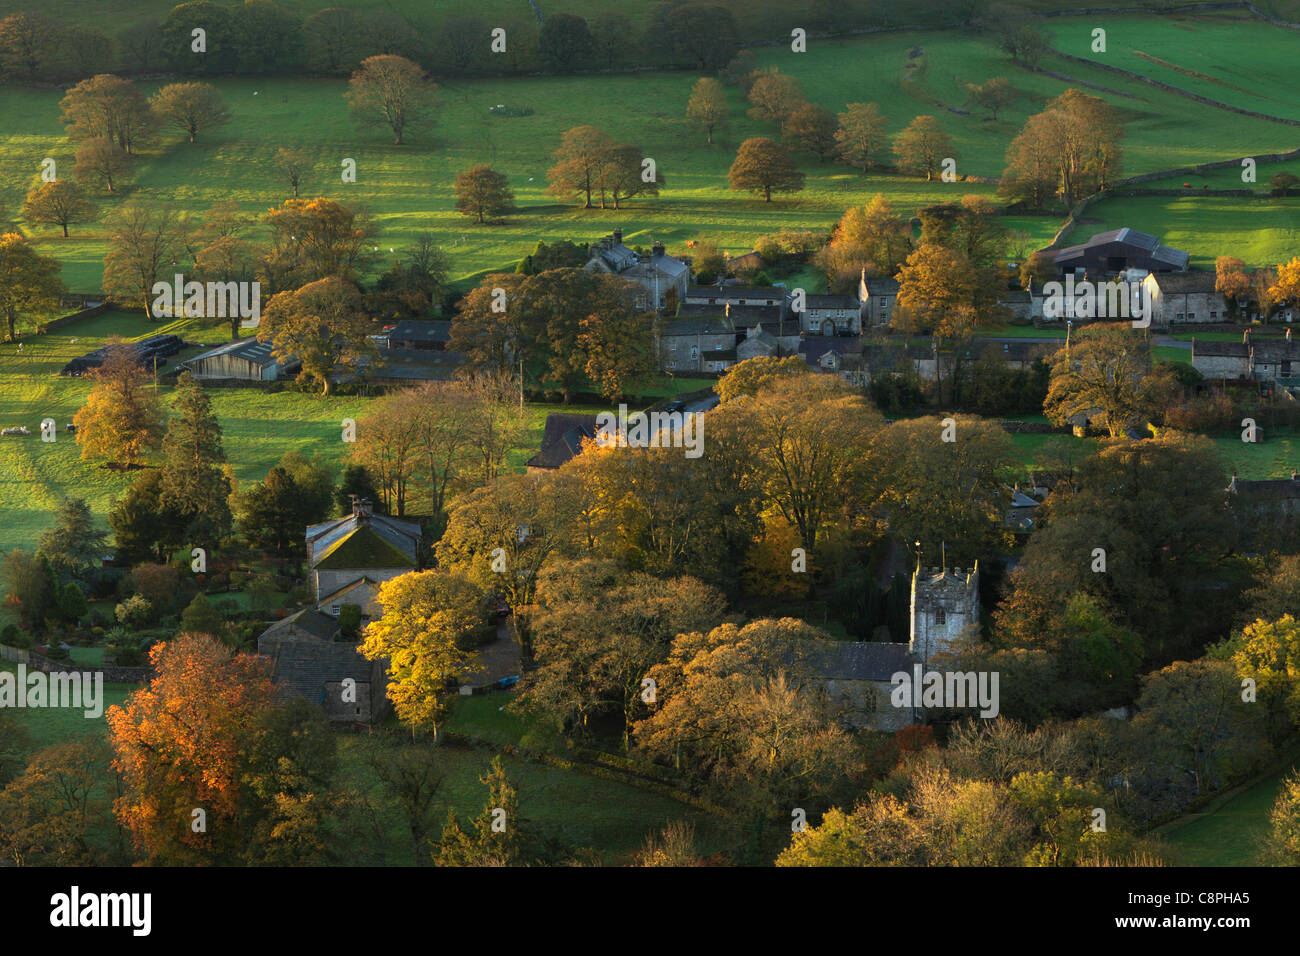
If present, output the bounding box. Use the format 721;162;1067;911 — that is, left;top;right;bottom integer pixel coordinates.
0;662;135;749
1161;748;1300;866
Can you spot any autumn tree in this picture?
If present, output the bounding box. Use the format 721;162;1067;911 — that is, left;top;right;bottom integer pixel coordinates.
547;125;617;209
0;232;63;342
718;373;880;553
0;12;61;80
260;197;377;291
892;115;953;181
149;81;231;143
360;570;487;737
22;180;95;238
597;144;662;210
257;276;375;395
59;73;158;154
72;137;134;193
1264;771;1300;865
345;54;437;145
107;633;338;864
72;343;166;467
686;76;729;145
714;354;811;404
746;70;805;124
0;739;112;867
868;415;1018;565
1215;255;1252;318
1043;323;1176;438
1000;90;1122;208
578;298;656;400
102;201;183;318
273;147;312;199
728;137;805;202
834;101;888;172
525;559;727;747
782;103;839;162
966;76;1015;119
454;164;516;224
814;193;912;292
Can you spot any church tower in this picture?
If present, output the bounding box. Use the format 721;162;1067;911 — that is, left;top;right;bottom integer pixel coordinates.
909;561;980;666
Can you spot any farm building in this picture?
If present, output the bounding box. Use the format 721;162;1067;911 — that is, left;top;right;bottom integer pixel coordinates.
182;338;296;381
374;320;451;351
306;501;422;605
1051;228;1189;277
1141;272;1229;326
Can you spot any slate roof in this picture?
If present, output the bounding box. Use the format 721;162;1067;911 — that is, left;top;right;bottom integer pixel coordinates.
804;294;860;309
686;285;786;301
263;608;341;643
633;252;689;278
317;576;376;609
861;277;901;295
187;337;282;367
800;338;863;364
307;512;421;571
1229;476;1300;499
1193;340;1249;358
527;413;600;470
1147;271;1218;294
380;320;451;344
269;638;376;705
660;316;735;336
809;641;914;682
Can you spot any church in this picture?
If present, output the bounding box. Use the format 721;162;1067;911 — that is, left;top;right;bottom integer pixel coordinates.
812;562;980;731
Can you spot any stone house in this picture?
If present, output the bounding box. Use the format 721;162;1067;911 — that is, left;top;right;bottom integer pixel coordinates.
799;337;867;386
858;272;900;328
1227;473;1300;552
683;284;786;308
657;315;737;373
525;413;600;472
799;294;861;335
258;618;388;725
306;502;422;613
585;230;689;310
1192;330;1300;381
1141;272;1228;326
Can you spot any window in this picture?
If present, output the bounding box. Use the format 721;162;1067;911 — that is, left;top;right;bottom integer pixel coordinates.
1188;312;1195;321
330;605;340;615
690;346;699;360
1176;312;1185;321
1210;311;1217;319
934;608;947;625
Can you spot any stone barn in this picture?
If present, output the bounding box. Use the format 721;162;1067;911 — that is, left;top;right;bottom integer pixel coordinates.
1052;228;1189;277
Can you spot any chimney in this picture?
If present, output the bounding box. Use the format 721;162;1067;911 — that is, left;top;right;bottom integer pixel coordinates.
652;241;664;257
612;229;622;245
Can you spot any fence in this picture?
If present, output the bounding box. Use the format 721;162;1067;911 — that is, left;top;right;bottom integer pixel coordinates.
0;643;150;684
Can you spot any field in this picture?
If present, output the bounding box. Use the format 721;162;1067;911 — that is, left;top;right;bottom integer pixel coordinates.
5;11;1300;293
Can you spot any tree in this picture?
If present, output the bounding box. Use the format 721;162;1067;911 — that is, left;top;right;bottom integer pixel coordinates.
359;570;486;737
1215;255;1252;317
1002;90;1122;208
719;374;880;553
538;13;593;71
579;301;656;400
782;103;839;162
72;137;134;193
0;12;61;80
235;466;309;553
159;371;232;549
107;633;337;864
345;54;437;145
59;73;157;154
998;23;1049;68
686;77;728;145
1043;323;1176;438
149;81;231;143
589;14;631;71
72;344;166;467
37;498;106;582
453;164;516;224
109;471;173;565
1264;771;1300;865
160;1;235;73
337;464;383;516
547;125;617;209
276;449;336;526
180;593;226;639
997;435;1236;659
368;739;443;864
1228;615;1300;742
1272;172;1300;198
714;355;811;404
0;232;63;342
869;415;1018;565
0;739;112;867
102;201;183;319
597;144;661;210
258;276;374;395
260;197;377;292
966;76;1015;119
22;181;95;238
525;560;727;746
834;102;888;172
2;550;57;632
728;137;804;202
272;147;311;199
433;756;537;866
746;70;804;124
814;194;912;292
893;115;953;181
